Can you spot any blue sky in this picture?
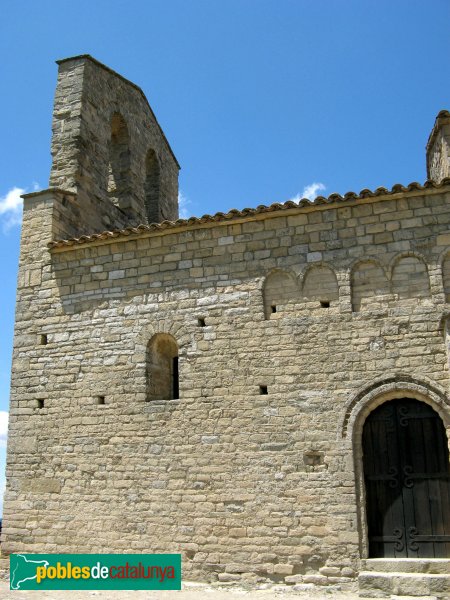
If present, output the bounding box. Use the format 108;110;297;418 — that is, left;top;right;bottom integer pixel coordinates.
0;0;449;514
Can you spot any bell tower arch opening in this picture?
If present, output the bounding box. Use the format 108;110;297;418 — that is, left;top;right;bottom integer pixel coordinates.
144;148;161;223
48;54;180;235
108;112;131;210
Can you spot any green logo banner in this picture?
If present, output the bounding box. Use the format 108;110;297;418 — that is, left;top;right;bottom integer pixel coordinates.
10;553;181;590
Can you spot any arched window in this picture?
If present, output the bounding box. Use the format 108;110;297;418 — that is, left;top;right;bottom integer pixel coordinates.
351;261;390;312
144;148;160;223
107;112;131;208
302;265;339;306
391;256;430;300
146;334;179;400
262;270;298;319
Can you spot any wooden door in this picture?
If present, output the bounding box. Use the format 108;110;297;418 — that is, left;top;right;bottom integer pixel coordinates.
362;398;450;558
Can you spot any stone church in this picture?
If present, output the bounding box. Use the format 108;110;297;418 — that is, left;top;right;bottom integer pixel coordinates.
2;55;450;597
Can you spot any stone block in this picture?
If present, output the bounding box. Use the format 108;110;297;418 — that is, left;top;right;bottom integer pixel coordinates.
21;478;61;494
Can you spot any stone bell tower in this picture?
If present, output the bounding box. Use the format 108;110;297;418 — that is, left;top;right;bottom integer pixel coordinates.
48;54;180;234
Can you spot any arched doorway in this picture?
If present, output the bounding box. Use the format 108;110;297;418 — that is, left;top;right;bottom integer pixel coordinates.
362;398;450;558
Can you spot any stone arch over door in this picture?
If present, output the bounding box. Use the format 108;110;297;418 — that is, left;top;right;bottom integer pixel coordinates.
343;377;450;558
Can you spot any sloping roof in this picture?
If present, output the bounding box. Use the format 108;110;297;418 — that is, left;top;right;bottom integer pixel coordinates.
57;54;180;169
48;178;450;250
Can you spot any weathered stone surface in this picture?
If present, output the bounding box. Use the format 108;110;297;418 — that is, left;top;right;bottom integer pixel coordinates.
272;564;293;576
49;55;179;236
20;478;61;494
217;573;241;582
359;571;450;599
319;566;341;576
362;559;450;575
303;575;329;585
2;57;450;595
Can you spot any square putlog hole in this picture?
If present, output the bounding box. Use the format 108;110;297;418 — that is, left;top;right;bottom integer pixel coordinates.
304;451;323;466
259;385;268;395
96;396;106;405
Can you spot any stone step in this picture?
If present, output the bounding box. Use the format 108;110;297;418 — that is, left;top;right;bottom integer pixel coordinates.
358;571;450;598
361;559;450;575
390;596;438;600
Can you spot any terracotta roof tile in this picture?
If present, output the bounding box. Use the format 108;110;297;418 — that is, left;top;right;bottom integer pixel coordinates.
48;178;450;250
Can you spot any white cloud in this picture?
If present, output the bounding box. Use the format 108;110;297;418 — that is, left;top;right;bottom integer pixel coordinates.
178;190;192;219
0;187;25;232
0;411;8;449
290;182;326;203
0;184;42;232
0;187;24;214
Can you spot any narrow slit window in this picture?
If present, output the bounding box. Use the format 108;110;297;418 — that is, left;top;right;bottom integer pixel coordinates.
172;357;179;400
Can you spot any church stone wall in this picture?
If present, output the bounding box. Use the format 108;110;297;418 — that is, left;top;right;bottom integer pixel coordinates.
2;56;450;588
2;181;450;584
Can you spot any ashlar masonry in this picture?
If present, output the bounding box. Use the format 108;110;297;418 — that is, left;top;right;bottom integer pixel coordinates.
2;55;450;597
